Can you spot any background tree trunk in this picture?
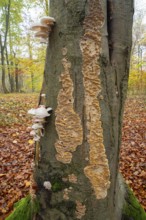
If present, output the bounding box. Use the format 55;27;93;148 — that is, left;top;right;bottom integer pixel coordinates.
15;63;19;92
35;0;133;219
27;33;35;92
0;0;11;93
1;48;9;93
0;36;9;93
5;46;13;92
45;0;49;15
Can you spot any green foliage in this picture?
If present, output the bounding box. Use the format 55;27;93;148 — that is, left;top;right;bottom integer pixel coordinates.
0;0;46;93
0;0;23;33
6;195;39;220
51;175;71;192
123;188;146;220
128;69;146;94
130;8;146;95
19;57;44;92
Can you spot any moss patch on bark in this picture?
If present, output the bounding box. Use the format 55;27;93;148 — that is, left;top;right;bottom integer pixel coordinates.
6;196;39;220
122;187;146;220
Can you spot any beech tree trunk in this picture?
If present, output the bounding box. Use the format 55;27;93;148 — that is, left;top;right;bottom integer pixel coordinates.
5;46;14;92
27;33;35;92
15;63;19;93
0;0;11;93
1;48;9;93
35;0;133;219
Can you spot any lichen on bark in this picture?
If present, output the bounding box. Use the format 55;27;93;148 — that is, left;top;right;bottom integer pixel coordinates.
80;0;110;199
55;48;83;164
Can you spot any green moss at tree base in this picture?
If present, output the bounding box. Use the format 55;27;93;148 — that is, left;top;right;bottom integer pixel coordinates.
122;187;146;220
6;195;39;220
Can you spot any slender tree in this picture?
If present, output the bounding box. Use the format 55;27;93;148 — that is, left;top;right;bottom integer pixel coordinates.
0;0;11;93
26;33;35;92
35;0;134;219
0;0;23;93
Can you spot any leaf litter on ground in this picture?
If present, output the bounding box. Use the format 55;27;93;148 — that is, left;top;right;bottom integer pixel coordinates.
0;93;38;219
120;95;146;211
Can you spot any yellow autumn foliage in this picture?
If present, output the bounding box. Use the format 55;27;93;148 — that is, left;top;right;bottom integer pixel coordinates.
128;69;146;94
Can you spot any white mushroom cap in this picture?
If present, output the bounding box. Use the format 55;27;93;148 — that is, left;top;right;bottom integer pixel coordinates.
46;107;52;112
28;106;51;118
43;181;52;190
30;130;36;136
40;16;55;26
32;123;43;130
34;31;48;38
28;108;36;115
30;23;49;32
33;118;45;123
33;135;40;142
35;105;50;118
41;93;46;97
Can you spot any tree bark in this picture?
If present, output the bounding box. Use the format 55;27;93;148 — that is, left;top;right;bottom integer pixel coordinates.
35;1;133;219
0;0;11;93
15;63;19;92
0;35;9;93
5;46;13;92
27;33;35;92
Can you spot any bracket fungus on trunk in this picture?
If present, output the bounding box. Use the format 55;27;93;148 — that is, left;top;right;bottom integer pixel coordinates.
30;23;49;32
34;31;48;39
40;16;55;26
30;16;55;44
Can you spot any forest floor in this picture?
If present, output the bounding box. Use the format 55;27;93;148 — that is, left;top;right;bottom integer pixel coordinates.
0;93;146;219
0;93;39;219
119;95;146;211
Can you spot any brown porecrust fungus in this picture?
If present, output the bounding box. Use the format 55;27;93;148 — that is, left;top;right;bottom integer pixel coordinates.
68;174;78;184
63;188;72;200
75;200;86;219
55;49;83;164
80;0;110;199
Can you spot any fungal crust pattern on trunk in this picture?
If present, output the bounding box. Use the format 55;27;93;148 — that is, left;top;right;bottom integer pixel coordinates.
80;0;110;199
55;49;83;164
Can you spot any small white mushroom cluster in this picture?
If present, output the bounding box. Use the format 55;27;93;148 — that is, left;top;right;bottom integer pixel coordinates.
30;16;55;44
28;102;52;142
